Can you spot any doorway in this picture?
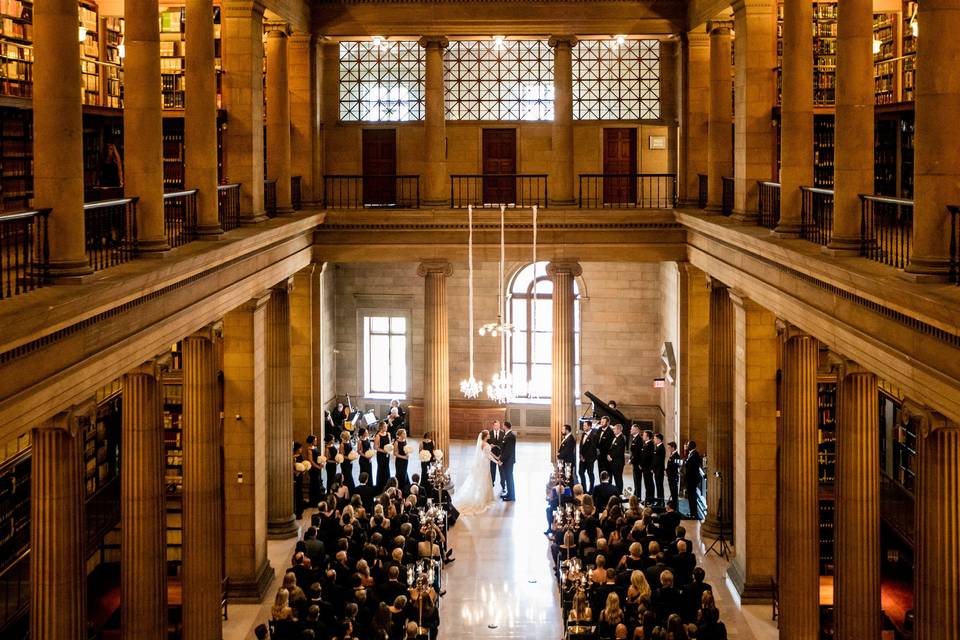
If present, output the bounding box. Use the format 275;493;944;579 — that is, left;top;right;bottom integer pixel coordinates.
602;128;637;205
482;128;517;204
362;129;397;206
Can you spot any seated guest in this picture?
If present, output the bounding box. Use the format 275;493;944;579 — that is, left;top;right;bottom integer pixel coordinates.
625;569;652;611
597;592;625;640
668;525;694;556
645;552;669;591
666;613;690;640
618;542;646;573
591;555;608;584
568;589;594;625
655;500;682;541
271;588;298;640
669;540;696;587
684;567;713;623
696;591;728;640
591;471;619;510
652;570;684;624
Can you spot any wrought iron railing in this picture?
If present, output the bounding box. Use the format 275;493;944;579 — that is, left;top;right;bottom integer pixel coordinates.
163;189;198;248
577;174;676;209
264;179;277;218
323;175;421;209
450;174;548;209
697;174;708;210
800;186;834;247
291;175;302;211
757;181;781;229
218;183;241;231
721;176;735;217
860;194;913;270
83;198;138;272
0;208;49;300
950;205;960;285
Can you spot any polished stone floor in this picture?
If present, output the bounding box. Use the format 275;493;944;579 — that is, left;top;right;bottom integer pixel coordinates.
223;439;780;639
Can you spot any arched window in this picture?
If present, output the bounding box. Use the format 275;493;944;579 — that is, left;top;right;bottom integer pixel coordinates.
507;262;581;401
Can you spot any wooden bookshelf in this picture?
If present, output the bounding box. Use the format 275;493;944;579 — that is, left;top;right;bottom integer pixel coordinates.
813;114;834;189
812;1;837;107
817;378;837;484
0;448;30;575
0;107;31;210
873;13;898;106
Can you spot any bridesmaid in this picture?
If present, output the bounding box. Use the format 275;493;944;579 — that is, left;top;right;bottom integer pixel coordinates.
324;433;339;490
420;431;435;481
305;434;323;504
374;420;392;490
357;427;373;481
394;428;410;490
292;442;306;520
339;431;356;490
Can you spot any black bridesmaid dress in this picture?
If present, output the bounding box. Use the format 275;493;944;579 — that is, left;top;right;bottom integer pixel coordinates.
375;432;392;490
394;436;409;490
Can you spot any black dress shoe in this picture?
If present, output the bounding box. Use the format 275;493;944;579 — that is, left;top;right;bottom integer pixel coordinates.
502;497;515;502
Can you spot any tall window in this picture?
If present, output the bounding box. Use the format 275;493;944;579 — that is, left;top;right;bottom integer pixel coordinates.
444;39;554;120
339;41;425;122
363;316;407;398
573;39;661;120
508;262;580;400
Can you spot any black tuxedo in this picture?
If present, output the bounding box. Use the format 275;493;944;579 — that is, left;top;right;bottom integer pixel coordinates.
490;429;506;490
666;451;682;503
500;430;517;500
684;449;703;520
607;432;626;493
653;442;666;505
578;429;597;490
629;434;644;496
641;439;655;503
590;480;619;513
557;433;576;466
596;426;614;474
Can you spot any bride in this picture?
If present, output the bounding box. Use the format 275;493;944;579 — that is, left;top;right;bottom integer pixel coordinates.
454;430;502;515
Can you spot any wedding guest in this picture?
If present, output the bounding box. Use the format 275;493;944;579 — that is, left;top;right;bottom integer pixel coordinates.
683;441;703;520
652;570;684;624
271;588;297;639
653;433;666;507
375;421;392;490
394;428;410;490
340;432;356;490
596;417;614;475
578;420;597;491
591;471;618;510
598;592;625;639
696;591;727;639
567;589;594;629
665;441;682;505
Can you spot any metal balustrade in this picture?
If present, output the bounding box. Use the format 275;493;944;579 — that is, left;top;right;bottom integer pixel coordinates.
577;174;676;209
323;175;421;209
800;187;834;247
218;183;241;231
163;189;198;248
83;198;138;272
757;181;781;229
0;208;48;300
450;174;547;209
860;194;913;270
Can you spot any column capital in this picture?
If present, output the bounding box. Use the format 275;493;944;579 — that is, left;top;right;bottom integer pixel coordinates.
271;277;295;293
241;292;273;313
548;35;578;49
546;260;582;278
683;30;711;47
36;403;95;437
775;319;814;342
265;22;291;37
707;20;734;36
189;322;223;343
730;0;776;15
837;359;874;381
418;35;449;50
902;400;958;438
705;274;729;291
129;359;165;380
417;260;453;277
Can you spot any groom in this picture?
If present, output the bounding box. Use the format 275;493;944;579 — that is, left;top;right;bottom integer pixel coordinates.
490;420;507;494
499;421;517;502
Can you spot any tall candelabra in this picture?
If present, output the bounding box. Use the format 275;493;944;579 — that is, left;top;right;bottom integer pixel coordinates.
552;460;574;486
427;461;451;507
407;559;438;636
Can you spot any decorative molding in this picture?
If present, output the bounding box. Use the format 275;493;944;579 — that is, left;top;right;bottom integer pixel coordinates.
417;35;450;49
548;35;578;48
707;20;734;35
902;400;955;438
417;260;454;277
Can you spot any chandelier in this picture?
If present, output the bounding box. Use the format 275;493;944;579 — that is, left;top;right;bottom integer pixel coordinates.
459;205;483;399
528;205;539;399
485;204;514;404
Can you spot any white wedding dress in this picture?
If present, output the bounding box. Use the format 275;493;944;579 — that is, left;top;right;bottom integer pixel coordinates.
454;434;496;515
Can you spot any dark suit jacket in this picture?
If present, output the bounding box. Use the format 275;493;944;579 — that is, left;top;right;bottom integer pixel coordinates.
684;450;703;485
579;430;597;463
501;430;517;465
558;433;576;464
653;443;666;472
666;452;682;481
656;510;682;539
596;427;614;459
354;482;376;511
641;440;655;471
591;480;618;508
608;433;626;468
629;434;643;465
490;429;506;450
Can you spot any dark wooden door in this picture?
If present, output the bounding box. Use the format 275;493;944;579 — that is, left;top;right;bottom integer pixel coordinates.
603;128;637;205
482;128;517;204
362;129;397;206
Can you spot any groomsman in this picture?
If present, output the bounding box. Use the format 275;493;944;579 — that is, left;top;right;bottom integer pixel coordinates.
666;441;682;504
607;423;627;494
595;417;614;475
653;433;666;506
684;441;704;520
557;424;576;469
578;421;597;491
641;430;655;505
490;420;506;493
629;424;644;496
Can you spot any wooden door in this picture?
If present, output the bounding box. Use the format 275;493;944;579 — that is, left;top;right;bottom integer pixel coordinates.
362;129;397;206
603;128;637;205
482;128;517;204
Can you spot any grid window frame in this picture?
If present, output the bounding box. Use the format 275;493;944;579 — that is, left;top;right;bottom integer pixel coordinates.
573;38;661;121
339;40;425;122
363;315;409;399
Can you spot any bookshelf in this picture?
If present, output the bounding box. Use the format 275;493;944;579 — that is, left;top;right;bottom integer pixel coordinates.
818;492;835;575
901;2;918;103
873;13;897;106
163;118;185;191
79;2;100;106
160;6;224;111
875;117;898;196
0;107;31;210
84;384;121;497
0;449;30;575
892;409;916;495
899;114;914;198
813;115;834;189
813;1;837;107
100;16;123;109
817;379;837;484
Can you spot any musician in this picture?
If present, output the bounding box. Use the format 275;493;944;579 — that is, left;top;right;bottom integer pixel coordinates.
607;423;627;493
577;421;597;491
653;433;666;507
557;424;576;469
329;402;349;440
684;441;704;520
387;406;404;439
641;430;655;505
629;424;643;497
595;417;614;476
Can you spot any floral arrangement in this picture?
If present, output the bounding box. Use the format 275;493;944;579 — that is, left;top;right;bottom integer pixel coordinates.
419;450;432;462
384;443;395;454
364;449;376;459
347;451;359;462
334;454;344;464
434;449;444;461
294;462;307;473
404;444;415;455
317;455;327;465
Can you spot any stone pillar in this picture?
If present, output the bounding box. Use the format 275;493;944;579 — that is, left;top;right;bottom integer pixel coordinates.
223;294;275;601
419;36;449;207
266;280;296;538
731;0;777;223
777;329;820;639
549;36;577;206
30;410;86;640
289;34;320;206
827;0;873;253
222;0;267;224
123;0;167;253
33;0;91;278
185;0;223;236
703;279;734;536
726;291;777;601
905;0;960;280
775;0;814;237
419;261;452;454
266;25;293;214
548;261;581;455
660;40;681;182
706;21;733;212
182;327;224;640
677;263;710;447
834;365;881;639
121;364;167;640
681;32;710;205
291;265;318;445
908;405;960;640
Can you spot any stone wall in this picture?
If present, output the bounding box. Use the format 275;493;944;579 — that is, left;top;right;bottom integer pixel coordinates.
659;262;680;443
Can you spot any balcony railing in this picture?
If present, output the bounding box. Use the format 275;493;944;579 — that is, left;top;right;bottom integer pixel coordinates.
218;183;241;231
860;194;913;270
0;208;48;300
84;198;138;272
800;186;834;247
757;181;781;229
292;176;303;211
950;205;960;286
450;174;548;209
264;179;277;218
323;175;421;209
721;176;735;217
697;174;708;210
577;174;676;209
163;189;198;248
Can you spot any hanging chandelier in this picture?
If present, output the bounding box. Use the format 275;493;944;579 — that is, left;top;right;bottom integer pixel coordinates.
479;204;515;339
459;205;483;399
527;205;539;399
485;204;514;404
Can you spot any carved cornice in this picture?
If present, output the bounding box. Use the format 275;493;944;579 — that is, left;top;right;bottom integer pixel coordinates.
265;22;292;36
241;292;273;313
706;20;734;35
902;400;956;438
775;318;814;343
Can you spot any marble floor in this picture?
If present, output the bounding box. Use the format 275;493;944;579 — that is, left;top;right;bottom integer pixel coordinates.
222;439;780;639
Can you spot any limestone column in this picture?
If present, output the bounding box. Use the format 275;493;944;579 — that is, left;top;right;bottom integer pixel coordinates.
33;0;92;278
775;0;814;237
677;263;710;448
182;327;224;640
266;25;294;215
289;34;320;206
703;279;734;536
121;363;167;640
827;0;874;253
30;410;86;640
266;280;296;538
777;329;820;639
223;0;267;224
909;406;960;640
549;36;577;206
291;265;318;445
223;294;275;601
731;0;777;223
419;261;452;454
548;261;581;455
680;32;710;205
706;21;733;212
905;0;960;279
185;0;223;236
660;40;681;184
123;0;167;253
834;365;881;639
419;36;449;207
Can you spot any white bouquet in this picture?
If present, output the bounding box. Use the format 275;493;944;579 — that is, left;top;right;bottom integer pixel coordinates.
404;444;415;455
434;449;444;461
347;451;359;462
364;449;376;459
334;454;344;464
419;450;432;462
384;443;395;454
317;455;327;465
294;462;307;473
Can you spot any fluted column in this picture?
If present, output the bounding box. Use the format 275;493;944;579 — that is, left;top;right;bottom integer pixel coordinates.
834;365;881;639
703;279;734;536
548;261;581;455
549;36;576;206
267;280;296;537
266;25;293;215
777;329;820;640
30;410;86;640
678;263;711;448
680;32;710;205
419;261;452;454
706;21;733;212
419;36;449;207
827;0;874;253
291;265;319;445
34;0;91;278
289;34;319;206
776;0;814;236
185;0;223;236
121;363;167;640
